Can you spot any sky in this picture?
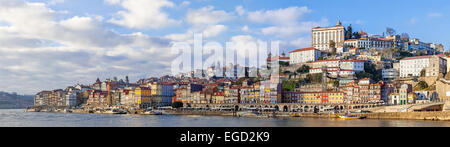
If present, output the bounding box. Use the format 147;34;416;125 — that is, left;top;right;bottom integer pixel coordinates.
0;0;449;94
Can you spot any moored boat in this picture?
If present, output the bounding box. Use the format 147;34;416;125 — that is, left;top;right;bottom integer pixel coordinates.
291;113;300;117
140;111;163;115
140;107;163;115
338;114;366;119
104;109;127;114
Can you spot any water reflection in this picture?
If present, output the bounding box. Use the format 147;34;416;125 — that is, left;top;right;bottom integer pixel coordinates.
0;109;449;127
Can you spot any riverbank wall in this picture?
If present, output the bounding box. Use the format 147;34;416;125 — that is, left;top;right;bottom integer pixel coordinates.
27;108;450;121
352;111;450;121
166;110;450;121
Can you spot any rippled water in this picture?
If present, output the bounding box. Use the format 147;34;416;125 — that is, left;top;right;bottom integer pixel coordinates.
0;109;449;127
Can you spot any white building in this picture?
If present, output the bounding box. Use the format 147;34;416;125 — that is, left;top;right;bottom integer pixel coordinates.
399;55;447;78
289;47;321;64
430;43;444;53
65;91;77;107
390;93;400;105
407;38;431;51
267;54;290;67
344;37;393;50
312;20;345;51
382;68;399;80
309;59;364;77
340;60;365;71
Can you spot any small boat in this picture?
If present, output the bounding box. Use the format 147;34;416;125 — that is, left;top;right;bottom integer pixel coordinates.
103;109;127;114
291;113;300;117
338;114;365;119
141;111;163;115
140;107;163;115
63;109;73;113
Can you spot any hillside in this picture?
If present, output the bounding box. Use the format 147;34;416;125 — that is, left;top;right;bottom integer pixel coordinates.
0;91;34;109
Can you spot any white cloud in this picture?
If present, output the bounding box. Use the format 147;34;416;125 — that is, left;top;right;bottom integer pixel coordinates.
108;0;180;29
248;6;311;26
428;12;443;18
180;1;191;7
164;24;227;42
288;37;311;49
241;25;249;32
203;25;227;38
164;31;193;42
228;35;266;66
186;6;233;26
247;6;327;38
235;5;245;16
0;0;177;94
48;0;64;5
104;0;121;5
165;6;232;42
59;16;96;31
262;18;329;38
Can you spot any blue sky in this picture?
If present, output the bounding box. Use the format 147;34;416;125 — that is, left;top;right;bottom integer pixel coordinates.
36;0;450;46
0;0;449;94
25;0;450;47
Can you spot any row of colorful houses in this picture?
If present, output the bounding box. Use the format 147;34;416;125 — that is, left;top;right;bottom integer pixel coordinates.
34;78;175;109
172;79;282;105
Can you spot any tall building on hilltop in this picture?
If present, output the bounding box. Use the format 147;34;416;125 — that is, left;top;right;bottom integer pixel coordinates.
312;20;345;52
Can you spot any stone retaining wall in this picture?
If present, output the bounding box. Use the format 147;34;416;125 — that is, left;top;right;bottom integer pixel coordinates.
354;111;450;121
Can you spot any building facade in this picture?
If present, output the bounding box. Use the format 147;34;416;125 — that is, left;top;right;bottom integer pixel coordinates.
289;47;322;64
344;78;384;104
312;20;345;51
399;55;447;78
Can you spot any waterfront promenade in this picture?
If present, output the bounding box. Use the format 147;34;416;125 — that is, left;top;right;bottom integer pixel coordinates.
27;103;450;121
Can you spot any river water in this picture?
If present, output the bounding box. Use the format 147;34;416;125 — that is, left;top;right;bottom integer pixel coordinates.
0;109;449;127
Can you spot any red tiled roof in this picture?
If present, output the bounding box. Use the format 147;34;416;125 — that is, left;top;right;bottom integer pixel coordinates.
311;59;340;63
358;32;368;35
289;47;318;53
301;91;344;94
310;67;340;70
267;56;290;61
342;60;364;62
401;55;434;60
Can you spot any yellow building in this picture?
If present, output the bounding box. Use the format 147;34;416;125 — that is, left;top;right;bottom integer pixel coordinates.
213;92;224;104
302;92;321;104
301;91;345;104
327;92;345;104
408;92;417;104
249;84;260;103
135;86;151;109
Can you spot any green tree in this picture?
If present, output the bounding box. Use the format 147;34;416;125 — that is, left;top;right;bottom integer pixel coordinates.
345;25;353;39
329;40;337;56
333;80;339;87
353;32;361;39
307;73;323;84
279;61;289;67
356;62;381;81
172;102;184;108
417;81;429;90
283;70;291;75
396;50;413;60
445;51;450;56
297;65;311;74
282;80;297;91
420;69;426;77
